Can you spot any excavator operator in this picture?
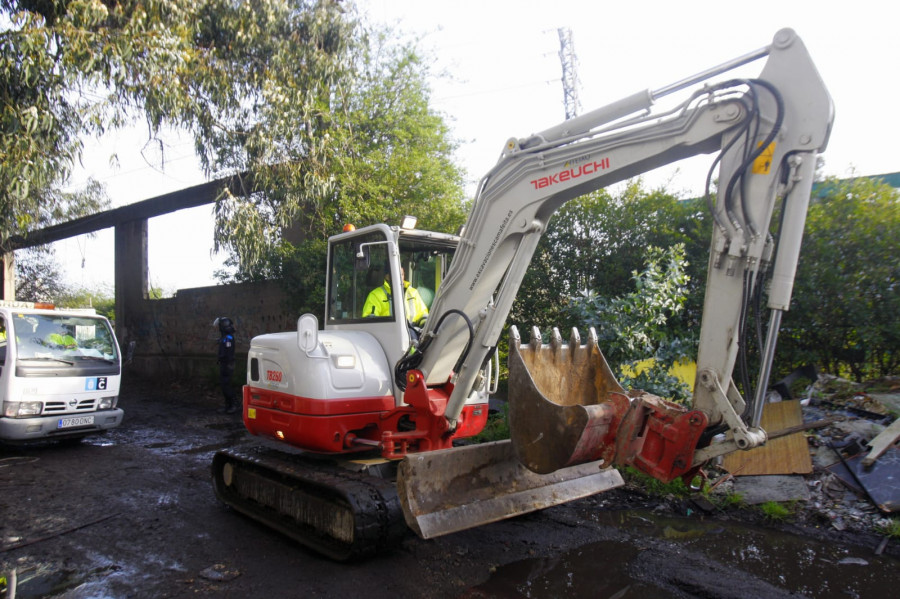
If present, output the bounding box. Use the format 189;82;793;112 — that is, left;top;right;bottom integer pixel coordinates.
362;267;428;326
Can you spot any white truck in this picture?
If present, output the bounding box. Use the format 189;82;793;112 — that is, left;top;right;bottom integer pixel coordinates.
0;301;124;443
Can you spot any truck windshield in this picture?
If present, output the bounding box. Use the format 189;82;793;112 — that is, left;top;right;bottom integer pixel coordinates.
10;314;118;363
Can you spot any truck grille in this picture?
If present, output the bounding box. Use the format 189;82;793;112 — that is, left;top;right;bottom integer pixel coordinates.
43;399;97;413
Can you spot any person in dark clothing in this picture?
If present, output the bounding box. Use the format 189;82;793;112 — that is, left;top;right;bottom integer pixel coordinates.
215;317;238;414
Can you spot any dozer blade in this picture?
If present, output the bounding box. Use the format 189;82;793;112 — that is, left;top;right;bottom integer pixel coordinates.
507;325;631;474
397;439;623;539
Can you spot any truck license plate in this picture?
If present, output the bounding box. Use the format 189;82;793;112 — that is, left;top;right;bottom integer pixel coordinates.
58;415;95;429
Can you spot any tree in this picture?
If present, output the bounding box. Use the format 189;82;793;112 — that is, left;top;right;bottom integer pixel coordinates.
58;284;115;319
14;245;68;302
779;176;900;381
1;0;214;245
2;1;466;294
214;22;469;315
2;1;351;249
567;244;694;402
214;20;468;286
510;180;710;336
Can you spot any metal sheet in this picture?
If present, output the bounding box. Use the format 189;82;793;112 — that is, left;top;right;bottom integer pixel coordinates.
827;446;900;513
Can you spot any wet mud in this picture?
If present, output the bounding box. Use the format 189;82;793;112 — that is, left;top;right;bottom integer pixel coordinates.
0;377;897;598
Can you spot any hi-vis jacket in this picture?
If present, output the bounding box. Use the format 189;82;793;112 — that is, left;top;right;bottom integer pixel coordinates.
362;280;429;325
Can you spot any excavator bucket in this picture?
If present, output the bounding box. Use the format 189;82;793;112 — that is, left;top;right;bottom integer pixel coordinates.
507;325;632;474
396;325;629;540
507;325;708;484
397;439;623;539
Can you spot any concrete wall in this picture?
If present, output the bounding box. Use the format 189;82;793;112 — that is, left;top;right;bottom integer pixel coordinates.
122;280;300;380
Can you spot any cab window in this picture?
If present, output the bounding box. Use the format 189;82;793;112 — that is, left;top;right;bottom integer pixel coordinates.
328;231;394;324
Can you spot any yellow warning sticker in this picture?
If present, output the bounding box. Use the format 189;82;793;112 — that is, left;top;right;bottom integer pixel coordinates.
752;141;776;175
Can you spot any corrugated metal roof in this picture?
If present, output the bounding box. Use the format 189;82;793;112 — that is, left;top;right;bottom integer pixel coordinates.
813;171;900;197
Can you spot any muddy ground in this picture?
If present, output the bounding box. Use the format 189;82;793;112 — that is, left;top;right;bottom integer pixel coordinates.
1;376;898;599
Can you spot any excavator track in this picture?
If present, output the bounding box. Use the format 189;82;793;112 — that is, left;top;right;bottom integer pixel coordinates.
212;446;407;561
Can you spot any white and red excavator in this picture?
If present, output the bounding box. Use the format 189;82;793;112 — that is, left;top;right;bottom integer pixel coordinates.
212;28;834;560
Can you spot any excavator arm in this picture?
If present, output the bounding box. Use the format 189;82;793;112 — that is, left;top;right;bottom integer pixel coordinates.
397;29;833;537
408;27;831;442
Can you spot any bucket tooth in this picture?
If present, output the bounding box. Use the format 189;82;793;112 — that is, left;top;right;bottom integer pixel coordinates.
508;325;631;474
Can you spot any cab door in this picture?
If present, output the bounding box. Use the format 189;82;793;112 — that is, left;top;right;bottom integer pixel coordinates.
325;225;411;377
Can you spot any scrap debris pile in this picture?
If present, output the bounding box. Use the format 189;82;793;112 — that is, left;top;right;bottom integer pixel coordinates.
703;374;900;543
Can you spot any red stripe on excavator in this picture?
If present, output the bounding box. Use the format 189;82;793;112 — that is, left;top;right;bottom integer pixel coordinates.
244;385;394;416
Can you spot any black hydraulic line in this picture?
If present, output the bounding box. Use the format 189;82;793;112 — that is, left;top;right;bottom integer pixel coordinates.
724;79;785;240
394;309;475;391
724;83;760;234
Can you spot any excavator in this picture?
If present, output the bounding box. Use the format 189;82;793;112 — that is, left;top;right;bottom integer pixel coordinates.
212;28;833;560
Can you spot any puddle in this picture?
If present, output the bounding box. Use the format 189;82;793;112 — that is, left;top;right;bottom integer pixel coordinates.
204;422;245;432
83;439;116;447
6;551;186;599
465;540;667;598
143;442;175;449
470;511;899;598
180;440;239;455
7;562;120;599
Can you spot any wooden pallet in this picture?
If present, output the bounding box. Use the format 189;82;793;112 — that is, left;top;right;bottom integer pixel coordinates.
722;400;812;475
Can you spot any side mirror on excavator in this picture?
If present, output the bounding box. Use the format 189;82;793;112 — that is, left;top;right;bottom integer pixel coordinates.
297;314;319;353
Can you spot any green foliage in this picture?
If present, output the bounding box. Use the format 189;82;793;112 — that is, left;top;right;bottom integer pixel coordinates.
876;518;900;539
758;500;793;523
510;182;711;334
780;176;900;381
58;285;115;319
621;466;695;498
279;238;329;318
14;245;68;302
507;182;709;402
711;490;746;509
567;244;694;401
471;402;510;443
208;5;468;282
224;24;469;311
2;0;465;311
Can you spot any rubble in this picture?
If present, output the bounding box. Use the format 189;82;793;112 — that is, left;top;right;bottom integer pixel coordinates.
706;374;900;539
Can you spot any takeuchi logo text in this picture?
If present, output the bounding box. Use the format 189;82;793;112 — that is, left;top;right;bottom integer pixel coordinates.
530;157;610;189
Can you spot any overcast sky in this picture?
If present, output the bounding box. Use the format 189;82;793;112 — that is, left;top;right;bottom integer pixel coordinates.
54;0;899;294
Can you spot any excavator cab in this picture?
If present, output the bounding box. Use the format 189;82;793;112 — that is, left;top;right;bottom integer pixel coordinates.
324;223;459;392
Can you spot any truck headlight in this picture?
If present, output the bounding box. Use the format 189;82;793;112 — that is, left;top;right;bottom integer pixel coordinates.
3;401;43;418
98;397;118;410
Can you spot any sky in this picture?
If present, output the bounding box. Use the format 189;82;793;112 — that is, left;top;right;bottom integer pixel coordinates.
51;0;899;296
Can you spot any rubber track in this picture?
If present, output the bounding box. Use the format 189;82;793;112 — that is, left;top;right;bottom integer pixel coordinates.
212;446;407;561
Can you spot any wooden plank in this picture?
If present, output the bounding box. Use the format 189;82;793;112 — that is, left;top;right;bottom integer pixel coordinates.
722;400;813;475
862;417;900;467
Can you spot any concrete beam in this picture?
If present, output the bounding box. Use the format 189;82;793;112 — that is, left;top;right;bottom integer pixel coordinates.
3;173;249;251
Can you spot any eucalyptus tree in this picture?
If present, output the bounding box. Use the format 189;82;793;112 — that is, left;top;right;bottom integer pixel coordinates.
1;0;466;288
